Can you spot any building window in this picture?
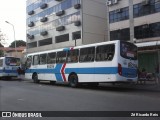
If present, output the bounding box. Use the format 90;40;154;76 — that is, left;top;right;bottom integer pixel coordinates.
39;38;52;46
110;28;130;41
72;31;81;40
134;22;160;39
55;34;69;43
27;42;37;48
133;0;160;18
79;47;95;62
109;7;129;23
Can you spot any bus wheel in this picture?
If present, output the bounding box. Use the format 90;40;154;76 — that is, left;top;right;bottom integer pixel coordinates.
69;74;78;88
33;73;39;83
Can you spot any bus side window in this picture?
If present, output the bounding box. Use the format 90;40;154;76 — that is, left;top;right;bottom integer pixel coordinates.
40;54;47;65
96;44;115;61
67;49;79;63
56;51;67;63
0;59;3;67
80;47;95;62
25;56;32;68
33;55;40;65
47;52;56;64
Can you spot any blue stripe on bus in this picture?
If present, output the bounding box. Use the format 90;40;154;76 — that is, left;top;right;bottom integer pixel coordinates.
25;64;64;81
25;66;137;79
65;67;117;74
54;64;63;81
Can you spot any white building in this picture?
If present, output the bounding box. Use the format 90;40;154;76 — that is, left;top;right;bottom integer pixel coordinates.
26;0;107;53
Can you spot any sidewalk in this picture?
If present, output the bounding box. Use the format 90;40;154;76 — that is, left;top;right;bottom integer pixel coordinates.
100;82;160;92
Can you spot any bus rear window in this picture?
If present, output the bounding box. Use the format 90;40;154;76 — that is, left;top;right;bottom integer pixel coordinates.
5;57;20;66
120;41;137;60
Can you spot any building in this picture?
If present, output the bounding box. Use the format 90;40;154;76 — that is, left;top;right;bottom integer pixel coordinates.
26;0;160;73
0;46;26;58
107;0;160;73
26;0;107;53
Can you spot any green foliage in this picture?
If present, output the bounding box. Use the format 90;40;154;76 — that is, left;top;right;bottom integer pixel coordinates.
0;50;4;57
9;40;26;48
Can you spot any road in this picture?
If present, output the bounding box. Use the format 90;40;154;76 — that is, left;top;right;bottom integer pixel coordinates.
0;79;160;120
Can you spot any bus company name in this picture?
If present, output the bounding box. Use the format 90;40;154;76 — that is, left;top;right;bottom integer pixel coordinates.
2;112;42;118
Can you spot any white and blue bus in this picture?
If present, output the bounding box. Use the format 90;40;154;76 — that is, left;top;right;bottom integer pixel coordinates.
0;56;21;79
25;40;138;87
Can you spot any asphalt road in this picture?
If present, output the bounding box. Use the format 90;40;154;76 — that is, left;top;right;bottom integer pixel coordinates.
0;79;160;120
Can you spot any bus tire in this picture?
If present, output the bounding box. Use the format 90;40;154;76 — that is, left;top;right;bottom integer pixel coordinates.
69;74;78;88
33;73;39;83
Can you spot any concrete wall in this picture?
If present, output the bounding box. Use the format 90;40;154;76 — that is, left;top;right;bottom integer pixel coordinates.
82;0;107;44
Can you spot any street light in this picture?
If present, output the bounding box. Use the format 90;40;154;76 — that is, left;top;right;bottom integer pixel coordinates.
5;21;17;56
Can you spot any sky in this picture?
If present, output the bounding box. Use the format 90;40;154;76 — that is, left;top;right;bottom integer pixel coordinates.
0;0;26;47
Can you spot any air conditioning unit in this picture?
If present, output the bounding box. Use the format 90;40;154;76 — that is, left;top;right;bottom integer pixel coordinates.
115;9;122;13
40;3;48;9
56;10;65;16
74;21;81;26
28;22;34;27
56;26;65;31
74;4;81;9
27;35;34;39
40;31;48;36
40;17;48;22
28;10;34;15
106;0;112;5
112;0;118;4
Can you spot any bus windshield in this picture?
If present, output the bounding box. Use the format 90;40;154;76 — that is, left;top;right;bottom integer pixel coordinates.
120;41;137;60
5;57;20;66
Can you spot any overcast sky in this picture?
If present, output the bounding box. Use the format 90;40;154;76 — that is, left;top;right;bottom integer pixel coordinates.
0;0;26;47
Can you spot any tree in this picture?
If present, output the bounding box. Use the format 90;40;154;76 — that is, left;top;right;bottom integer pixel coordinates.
0;29;7;46
9;40;26;48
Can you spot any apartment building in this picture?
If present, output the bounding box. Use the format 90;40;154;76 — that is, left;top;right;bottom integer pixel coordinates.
26;0;107;53
107;0;160;73
26;0;160;73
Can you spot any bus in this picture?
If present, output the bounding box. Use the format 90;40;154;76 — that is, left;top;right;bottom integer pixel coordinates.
0;56;21;79
25;40;138;87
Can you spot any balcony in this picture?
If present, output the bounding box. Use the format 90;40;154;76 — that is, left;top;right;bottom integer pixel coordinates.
56;10;65;16
56;26;65;31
